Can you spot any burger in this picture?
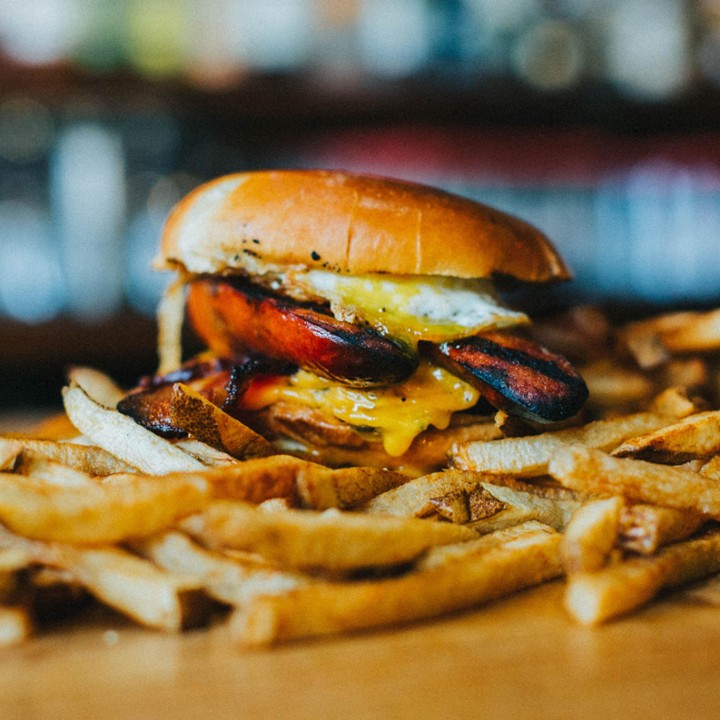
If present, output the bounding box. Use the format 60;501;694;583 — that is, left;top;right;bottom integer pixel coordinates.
118;170;588;473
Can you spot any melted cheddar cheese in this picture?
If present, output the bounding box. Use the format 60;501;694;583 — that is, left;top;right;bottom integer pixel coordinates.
243;361;480;456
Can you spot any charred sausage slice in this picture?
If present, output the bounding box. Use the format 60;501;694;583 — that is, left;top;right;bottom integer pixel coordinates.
426;331;588;422
187;278;418;387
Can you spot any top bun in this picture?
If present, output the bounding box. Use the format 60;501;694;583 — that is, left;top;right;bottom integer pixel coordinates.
158;170;571;282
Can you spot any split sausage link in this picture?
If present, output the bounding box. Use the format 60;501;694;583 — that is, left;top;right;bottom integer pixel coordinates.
187;278;418;387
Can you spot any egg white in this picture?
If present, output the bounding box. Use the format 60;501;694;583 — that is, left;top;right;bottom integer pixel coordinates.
288;269;529;344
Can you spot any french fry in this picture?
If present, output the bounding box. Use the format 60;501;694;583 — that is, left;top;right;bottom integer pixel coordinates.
229;522;562;647
181;501;478;571
0;527;209;631
612;410;720;464
184;455;309;504
0;547;30;602
67;366;125;407
0;606;32;647
580;359;656;411
417;520;557;567
361;469;492;518
429;489;476;523
295;465;408;510
13;453;96;487
0;437;137;476
561;496;624;574
618;504;706;555
700;454;720;481
452;402;694;477
549;444;720;518
173;439;238;467
133;531;308;606
619;308;720;369
258;497;293;512
468;480;583;534
62;384;207;474
168;382;274;459
0;471;209;543
659;358;710;395
0;439;21;471
360;469;492;517
564;528;720;625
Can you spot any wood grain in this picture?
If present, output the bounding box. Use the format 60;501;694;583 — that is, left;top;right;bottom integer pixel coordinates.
2;581;719;720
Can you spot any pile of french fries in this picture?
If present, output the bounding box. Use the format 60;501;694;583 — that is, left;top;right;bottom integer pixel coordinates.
2;305;720;649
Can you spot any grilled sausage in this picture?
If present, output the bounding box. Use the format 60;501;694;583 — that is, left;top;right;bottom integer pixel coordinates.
187;278;418;387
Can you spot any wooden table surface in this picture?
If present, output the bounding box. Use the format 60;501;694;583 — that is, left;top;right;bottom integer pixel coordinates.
2;580;718;720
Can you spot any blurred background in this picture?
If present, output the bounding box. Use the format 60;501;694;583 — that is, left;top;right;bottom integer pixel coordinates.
0;0;719;412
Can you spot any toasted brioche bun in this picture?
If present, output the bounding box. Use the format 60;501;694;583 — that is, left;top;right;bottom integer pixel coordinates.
158;170;571;282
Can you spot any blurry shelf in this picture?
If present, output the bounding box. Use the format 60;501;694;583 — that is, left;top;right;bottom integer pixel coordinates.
2;59;720;136
0;313;160;408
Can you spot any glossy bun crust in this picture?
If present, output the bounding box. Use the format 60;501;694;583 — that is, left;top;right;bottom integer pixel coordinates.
159;170;571;282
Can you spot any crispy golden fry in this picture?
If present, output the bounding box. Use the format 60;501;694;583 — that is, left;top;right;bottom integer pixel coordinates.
0;439;21;471
0;547;30;602
618;504;706;555
0;437;137;476
659;358;710;395
619;308;720;368
618;322;671;369
14;453;96;487
181;501;478;571
168;382;274;459
428;490;473;523
63;385;207;474
173;439;238;467
258;497;293;512
564;528;720;625
361;469;492;518
469;480;583;534
580;359;656;411
549;445;720;518
0;527;209;631
561;497;624;574
0;606;32;647
648;386;699;417
184;455;308;504
67;366;125;407
452;403;692;477
612;410;720;464
417;520;557;567
229;522;562;647
133;531;308;606
700;455;720;481
162;455;403;509
362;469;582;532
0;471;208;543
295;465;408;510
